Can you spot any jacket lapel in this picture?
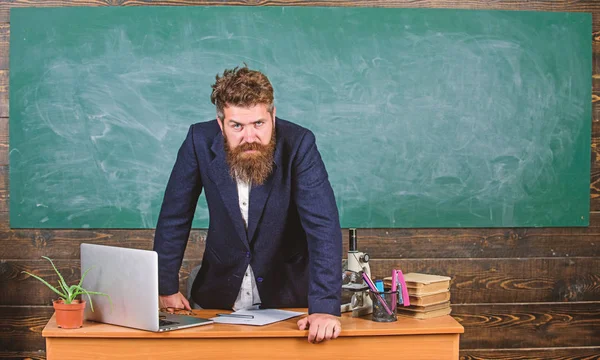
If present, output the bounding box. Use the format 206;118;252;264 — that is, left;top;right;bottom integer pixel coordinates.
247;139;283;244
208;134;249;250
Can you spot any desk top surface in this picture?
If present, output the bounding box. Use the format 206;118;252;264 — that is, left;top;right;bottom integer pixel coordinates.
43;309;464;339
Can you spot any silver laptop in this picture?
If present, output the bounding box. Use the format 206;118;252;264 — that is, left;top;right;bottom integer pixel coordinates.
80;243;213;332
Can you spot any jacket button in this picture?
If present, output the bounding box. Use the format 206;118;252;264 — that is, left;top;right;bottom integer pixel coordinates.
257;277;263;283
246;251;251;258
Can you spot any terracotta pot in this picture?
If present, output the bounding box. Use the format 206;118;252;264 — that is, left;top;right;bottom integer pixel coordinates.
53;299;86;329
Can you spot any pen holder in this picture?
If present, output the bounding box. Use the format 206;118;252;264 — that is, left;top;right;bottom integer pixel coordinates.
368;290;398;322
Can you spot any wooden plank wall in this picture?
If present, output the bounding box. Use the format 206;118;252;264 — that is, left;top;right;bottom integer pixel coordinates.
0;1;599;359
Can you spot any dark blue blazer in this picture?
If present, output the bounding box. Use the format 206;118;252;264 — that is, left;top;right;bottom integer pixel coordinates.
153;118;342;315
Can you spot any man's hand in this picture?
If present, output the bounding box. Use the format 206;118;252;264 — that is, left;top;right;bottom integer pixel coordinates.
159;292;191;311
297;313;341;343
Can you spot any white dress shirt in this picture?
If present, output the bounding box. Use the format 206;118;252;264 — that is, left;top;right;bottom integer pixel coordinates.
232;179;262;311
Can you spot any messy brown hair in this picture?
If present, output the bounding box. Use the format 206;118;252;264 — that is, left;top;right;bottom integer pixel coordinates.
210;65;274;121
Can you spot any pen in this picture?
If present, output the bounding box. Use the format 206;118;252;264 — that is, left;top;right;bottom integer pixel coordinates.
216;313;254;319
362;272;393;315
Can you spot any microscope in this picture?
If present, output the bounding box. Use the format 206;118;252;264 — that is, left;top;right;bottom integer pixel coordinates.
341;228;373;317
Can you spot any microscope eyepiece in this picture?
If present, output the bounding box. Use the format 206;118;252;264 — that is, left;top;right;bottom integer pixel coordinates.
349;228;357;252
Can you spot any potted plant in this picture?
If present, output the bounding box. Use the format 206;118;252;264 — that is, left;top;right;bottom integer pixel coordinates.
22;256;111;329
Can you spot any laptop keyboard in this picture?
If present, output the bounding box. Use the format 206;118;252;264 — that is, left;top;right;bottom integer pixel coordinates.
159;319;179;327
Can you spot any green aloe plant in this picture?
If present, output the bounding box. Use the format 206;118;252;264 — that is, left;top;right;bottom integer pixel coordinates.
22;256;111;311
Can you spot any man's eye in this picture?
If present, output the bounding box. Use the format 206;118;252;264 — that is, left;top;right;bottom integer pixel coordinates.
232;124;242;130
255;121;264;127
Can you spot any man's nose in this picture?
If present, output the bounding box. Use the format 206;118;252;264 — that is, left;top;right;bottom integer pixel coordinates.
243;127;257;143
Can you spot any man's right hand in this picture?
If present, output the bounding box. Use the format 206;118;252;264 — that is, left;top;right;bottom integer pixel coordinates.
159;292;191;311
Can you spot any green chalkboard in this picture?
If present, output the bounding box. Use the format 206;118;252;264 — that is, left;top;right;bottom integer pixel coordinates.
9;6;591;228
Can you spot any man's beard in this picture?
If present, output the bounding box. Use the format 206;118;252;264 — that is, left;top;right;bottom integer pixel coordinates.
224;130;276;185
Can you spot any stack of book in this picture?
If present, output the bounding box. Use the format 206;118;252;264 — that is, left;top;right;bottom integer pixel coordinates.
384;272;452;319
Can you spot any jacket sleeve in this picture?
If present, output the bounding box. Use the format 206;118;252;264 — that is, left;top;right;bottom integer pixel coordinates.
153;125;203;295
292;130;342;316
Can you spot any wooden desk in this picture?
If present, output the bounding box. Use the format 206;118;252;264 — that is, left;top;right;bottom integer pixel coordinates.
42;309;464;359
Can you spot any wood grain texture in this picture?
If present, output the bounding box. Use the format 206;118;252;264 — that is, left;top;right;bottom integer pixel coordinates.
1;0;599;358
0;0;590;8
0;211;7;229
4;222;600;259
460;348;600;360
0;352;46;359
0;0;593;15
0;70;5;119
1;259;201;306
28;349;600;360
454;303;600;349
370;258;600;303
0;227;206;259
0;9;8;22
0;23;7;71
345;226;600;258
590;91;600;208
44;335;459;359
7;349;589;360
0;0;117;7
40;311;461;359
0;211;600;260
0;166;6;213
0;118;7;166
4;257;599;305
42;310;463;337
2;303;598;355
0;306;53;352
2;207;600;261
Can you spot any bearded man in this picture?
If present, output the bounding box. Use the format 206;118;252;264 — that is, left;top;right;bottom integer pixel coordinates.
153;66;343;343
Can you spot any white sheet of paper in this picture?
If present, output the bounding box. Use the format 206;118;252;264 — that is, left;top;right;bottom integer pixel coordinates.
210;309;305;326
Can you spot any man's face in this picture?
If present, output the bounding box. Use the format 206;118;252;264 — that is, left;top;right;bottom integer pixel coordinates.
218;104;276;184
218;104;275;152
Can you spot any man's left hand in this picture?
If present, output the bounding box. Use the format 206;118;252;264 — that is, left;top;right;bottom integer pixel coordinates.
297;313;341;343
